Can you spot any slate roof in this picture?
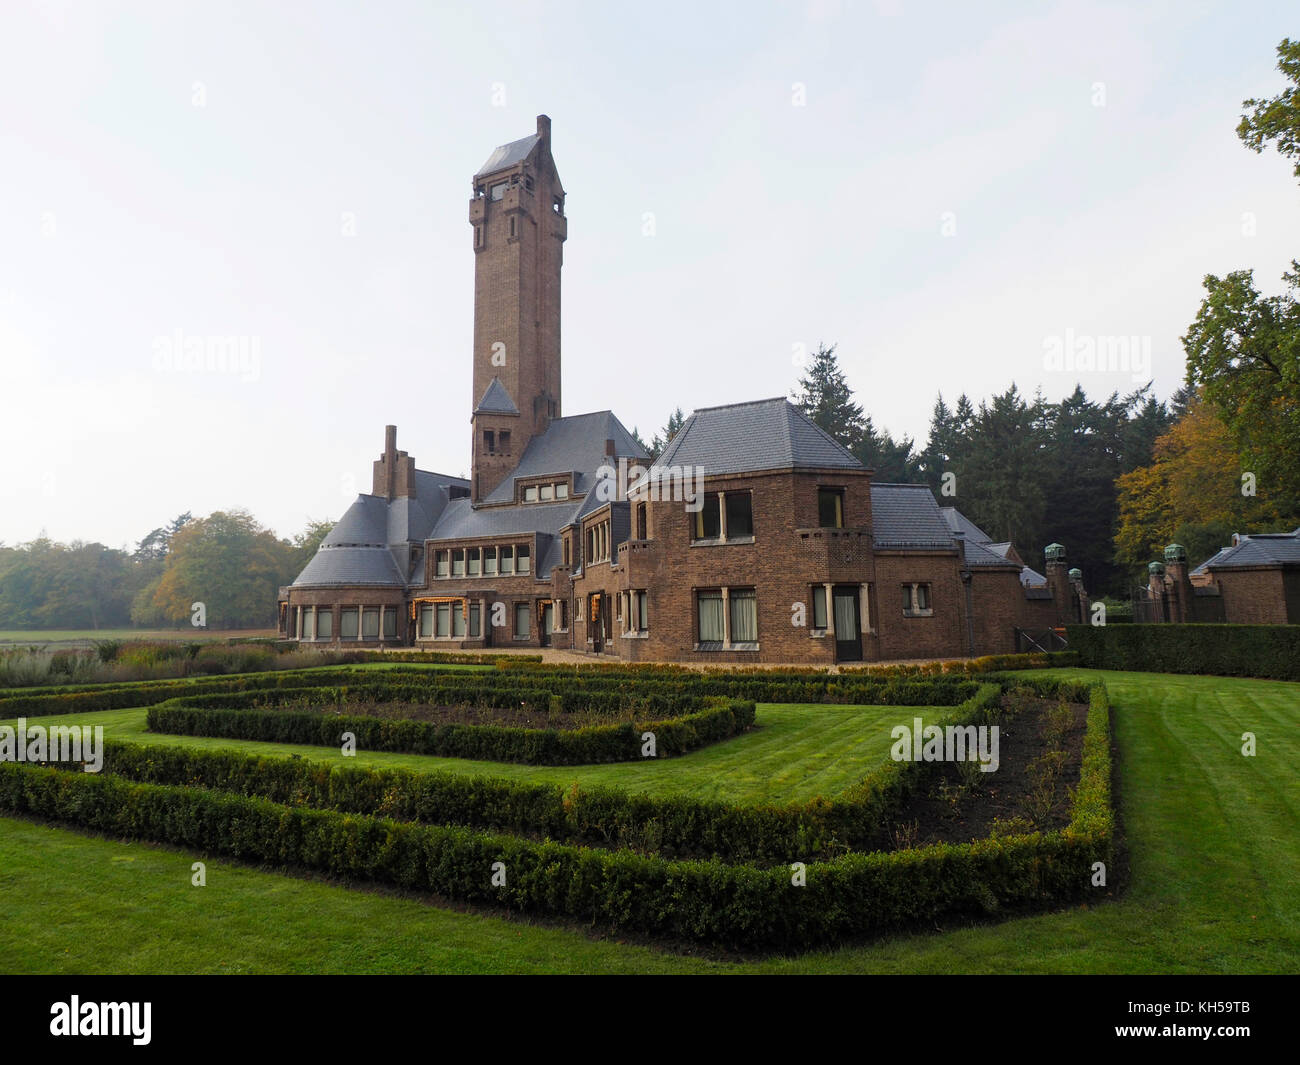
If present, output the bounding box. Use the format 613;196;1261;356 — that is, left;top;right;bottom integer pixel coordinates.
870;484;958;550
476;134;541;178
481;410;647;505
475;377;519;415
940;508;992;544
293;468;469;589
657;397;863;477
1191;528;1300;574
961;537;1020;569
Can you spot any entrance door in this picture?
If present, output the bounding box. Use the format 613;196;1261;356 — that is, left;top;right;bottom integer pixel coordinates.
833;587;862;662
590;594;603;654
540;603;553;647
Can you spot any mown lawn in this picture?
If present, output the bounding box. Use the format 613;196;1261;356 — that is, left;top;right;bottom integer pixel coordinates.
0;701;941;804
1;668;1297;973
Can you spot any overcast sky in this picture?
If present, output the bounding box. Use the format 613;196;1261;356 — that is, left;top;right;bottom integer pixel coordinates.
2;0;1298;549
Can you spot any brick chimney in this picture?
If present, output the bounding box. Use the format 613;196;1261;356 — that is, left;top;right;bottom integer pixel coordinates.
1163;543;1192;623
1044;543;1071;624
372;424;417;500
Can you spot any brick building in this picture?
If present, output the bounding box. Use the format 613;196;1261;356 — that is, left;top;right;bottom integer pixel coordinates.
279;116;1088;661
1135;531;1300;625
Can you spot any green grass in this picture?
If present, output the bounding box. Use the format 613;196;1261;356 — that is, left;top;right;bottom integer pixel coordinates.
0;701;934;804
2;667;1298;973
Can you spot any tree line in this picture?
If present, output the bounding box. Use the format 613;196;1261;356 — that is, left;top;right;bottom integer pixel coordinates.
0;511;334;631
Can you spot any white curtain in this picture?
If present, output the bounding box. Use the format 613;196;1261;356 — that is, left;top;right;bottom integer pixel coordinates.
834;594;858;639
698;594;725;641
730;592;757;642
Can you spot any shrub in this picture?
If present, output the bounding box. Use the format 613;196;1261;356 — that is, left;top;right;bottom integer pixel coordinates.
1067;623;1300;681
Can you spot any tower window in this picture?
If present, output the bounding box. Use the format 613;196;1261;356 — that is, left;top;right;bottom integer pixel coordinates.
484;429;495;453
552;197;562;214
474;226;483;248
524;175;534;192
508;216;516;238
491;182;507;201
499;430;510;453
818;488;845;529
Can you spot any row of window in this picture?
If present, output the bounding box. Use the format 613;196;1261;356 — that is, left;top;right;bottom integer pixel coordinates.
686;487;848;545
416;598;568;640
433;544;531;578
295;606;396;641
587;519;611;564
522;481;569;503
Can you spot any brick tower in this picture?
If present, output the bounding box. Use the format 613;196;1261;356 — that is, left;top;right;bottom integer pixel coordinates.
468;114;567;501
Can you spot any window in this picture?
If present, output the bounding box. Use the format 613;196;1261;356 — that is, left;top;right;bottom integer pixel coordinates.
812;586;828;630
539;483;554;501
419;604;434;638
524;175;534;193
524;486;539;503
452;549;465;577
586;521;610;563
491;182;507;201
693;495;721;540
730;589;757;643
452;602;466;638
484;546;497;576
382;609;396;639
362;608;379;639
562;537;570;567
697;591;725;643
636;502;647;540
555;482;569;500
508;216;516;238
725;492;753;538
474;226;483;248
468;547;481;577
499;430;510;453
517;544;530;574
469;601;481;638
903;583;933;617
514;602;530;639
500;545;514;575
316;610;333;639
631;590;648;633
299;607;313;640
484;429;495;453
556;600;567;630
340;608;359;640
435;551;448;578
818;488;845;528
436;603;451;638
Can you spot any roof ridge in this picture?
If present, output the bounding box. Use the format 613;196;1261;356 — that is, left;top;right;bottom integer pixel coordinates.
691;396;788;414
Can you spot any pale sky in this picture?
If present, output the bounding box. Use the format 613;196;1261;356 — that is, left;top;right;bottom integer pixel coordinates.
2;0;1298;549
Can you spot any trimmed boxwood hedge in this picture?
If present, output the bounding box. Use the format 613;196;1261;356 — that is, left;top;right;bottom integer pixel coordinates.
0;679;1112;950
146;696;757;766
1067;623;1300;682
82;684;1005;863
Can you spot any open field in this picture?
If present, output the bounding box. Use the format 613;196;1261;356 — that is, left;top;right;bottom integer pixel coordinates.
1;667;1297;972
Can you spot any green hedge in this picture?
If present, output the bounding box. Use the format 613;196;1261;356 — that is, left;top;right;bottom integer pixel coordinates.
146;697;756;766
1067;623;1300;682
82;684;1001;863
0;681;1111;950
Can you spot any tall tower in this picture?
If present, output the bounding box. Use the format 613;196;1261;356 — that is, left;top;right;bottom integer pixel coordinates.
469;114;566;501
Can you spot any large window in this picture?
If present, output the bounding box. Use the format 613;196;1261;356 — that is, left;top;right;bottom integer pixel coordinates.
725;493;753;538
340;608;359;640
452;602;466;638
514;602;530;639
383;609;396;639
517;544;530;574
316;609;333;640
299;607;313;640
500;545;514;575
693;492;753;541
436;551;449;578
436;602;452;638
631;590;649;633
419;604;434;638
693;496;722;541
730;589;757;643
468;547;481;577
818;488;845;529
362;608;379;639
697;591;725;643
452;549;465;577
484;546;497;576
469;602;481;638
